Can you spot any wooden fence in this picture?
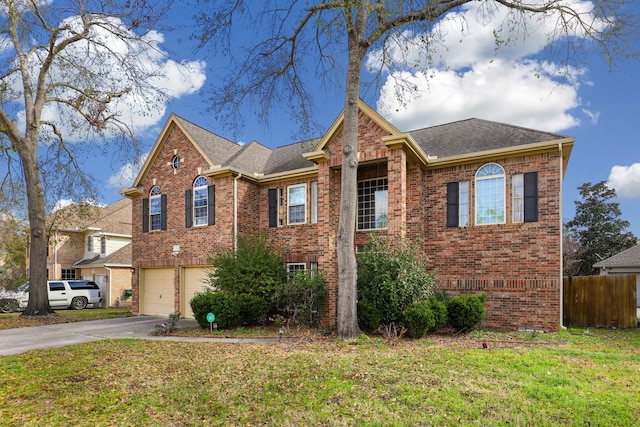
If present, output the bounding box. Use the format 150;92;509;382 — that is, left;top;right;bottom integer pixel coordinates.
563;275;638;329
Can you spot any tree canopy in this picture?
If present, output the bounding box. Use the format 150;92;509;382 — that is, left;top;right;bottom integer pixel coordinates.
0;0;201;315
565;181;637;276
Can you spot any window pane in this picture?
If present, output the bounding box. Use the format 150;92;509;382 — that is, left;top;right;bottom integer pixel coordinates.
358;178;388;230
512;174;524;223
288;184;306;224
459;181;469;227
476;176;505;224
194;185;208;226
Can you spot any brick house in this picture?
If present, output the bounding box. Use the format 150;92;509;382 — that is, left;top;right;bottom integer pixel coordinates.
28;199;133;307
122;100;573;331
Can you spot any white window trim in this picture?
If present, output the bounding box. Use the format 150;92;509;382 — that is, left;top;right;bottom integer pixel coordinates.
459;180;470;227
287;183;307;225
512;174;524;223
193;176;208;227
310;181;318;224
149;186;162;231
475;163;506;226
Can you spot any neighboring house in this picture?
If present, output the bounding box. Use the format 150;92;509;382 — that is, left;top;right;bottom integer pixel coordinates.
121;100;574;331
593;245;640;310
27;198;133;307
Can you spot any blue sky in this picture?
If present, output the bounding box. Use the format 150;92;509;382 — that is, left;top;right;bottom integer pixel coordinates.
63;2;640;236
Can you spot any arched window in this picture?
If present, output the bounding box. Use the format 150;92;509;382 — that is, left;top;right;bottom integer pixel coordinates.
193;176;208;226
149;186;162;231
475;163;505;225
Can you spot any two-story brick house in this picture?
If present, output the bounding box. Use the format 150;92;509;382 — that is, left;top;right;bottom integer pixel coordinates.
122;100;573;331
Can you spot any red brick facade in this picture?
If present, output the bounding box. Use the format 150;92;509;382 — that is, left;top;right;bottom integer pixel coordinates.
124;104;572;332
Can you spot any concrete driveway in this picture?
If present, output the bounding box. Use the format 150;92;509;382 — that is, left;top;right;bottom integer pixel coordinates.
0;315;284;356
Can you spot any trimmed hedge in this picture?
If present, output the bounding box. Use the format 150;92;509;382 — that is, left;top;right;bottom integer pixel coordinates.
190;291;268;329
403;302;435;339
447;293;487;332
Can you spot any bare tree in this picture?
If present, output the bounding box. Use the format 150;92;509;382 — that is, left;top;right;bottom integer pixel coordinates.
0;0;174;316
194;0;638;339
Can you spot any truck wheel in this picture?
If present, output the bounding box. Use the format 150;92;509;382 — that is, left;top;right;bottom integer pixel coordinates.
71;297;88;310
0;299;18;313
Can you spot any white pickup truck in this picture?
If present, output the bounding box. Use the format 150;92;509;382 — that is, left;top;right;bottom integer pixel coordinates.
0;280;102;313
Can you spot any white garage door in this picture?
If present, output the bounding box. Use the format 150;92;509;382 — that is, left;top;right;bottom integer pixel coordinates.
183;267;210;319
141;268;174;316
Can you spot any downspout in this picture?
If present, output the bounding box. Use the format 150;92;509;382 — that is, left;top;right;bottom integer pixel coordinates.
234;173;242;253
559;142;565;329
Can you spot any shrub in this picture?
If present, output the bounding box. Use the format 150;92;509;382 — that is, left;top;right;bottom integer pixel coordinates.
428;296;448;332
206;234;287;311
357;236;437;325
277;270;326;327
357;300;382;332
403;302;435;339
447;293;487;332
190;291;268;329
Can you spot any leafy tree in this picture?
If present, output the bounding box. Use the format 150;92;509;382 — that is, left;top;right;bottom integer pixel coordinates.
193;1;638;339
565;181;637;276
0;1;174;315
0;213;27;290
205;234;288;310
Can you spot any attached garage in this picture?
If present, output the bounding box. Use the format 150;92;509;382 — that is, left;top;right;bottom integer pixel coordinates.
140;268;175;316
182;267;210;319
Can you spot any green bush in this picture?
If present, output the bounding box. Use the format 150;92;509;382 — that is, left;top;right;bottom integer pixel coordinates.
206;234;287;311
277;270;326;327
428;296;448;332
403;302;435;339
447;293;487;332
357;236;437;325
190;291;268;329
357;300;382;332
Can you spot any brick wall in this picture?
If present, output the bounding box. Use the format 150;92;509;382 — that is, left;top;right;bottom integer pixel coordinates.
423;152;562;331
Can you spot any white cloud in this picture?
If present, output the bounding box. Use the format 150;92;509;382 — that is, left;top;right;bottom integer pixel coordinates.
10;15;206;142
368;0;603;132
107;153;149;189
607;164;640;199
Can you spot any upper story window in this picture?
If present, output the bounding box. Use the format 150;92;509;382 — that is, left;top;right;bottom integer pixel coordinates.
86;236;93;252
475;163;505;225
357;178;388;230
512;174;524;223
171;155;181;171
193;176;209;226
288;184;307;225
100;236;106;255
149;186;162;231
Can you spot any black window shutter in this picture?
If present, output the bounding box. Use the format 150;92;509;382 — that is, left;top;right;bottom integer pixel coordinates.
268;189;277;227
207;185;216;226
142;198;149;232
524;172;538;222
446;182;459;227
160;194;168;230
185;190;193;228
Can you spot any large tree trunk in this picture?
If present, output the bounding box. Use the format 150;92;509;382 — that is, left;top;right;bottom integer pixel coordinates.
336;3;368;340
20;141;53;316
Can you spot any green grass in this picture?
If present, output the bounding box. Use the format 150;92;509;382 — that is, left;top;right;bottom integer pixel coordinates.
0;308;133;329
1;326;639;426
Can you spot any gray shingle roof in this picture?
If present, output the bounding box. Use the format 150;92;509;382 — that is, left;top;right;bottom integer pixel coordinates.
593;245;640;268
174;116;242;166
173;113;568;176
408;118;568;159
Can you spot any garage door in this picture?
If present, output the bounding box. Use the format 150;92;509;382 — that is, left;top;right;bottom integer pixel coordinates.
141;268;174;316
183;267;210;319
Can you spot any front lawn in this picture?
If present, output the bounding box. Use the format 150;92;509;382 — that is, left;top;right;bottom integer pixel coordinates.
0;308;133;330
1;327;639;426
